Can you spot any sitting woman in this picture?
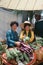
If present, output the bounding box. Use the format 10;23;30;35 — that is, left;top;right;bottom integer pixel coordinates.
20;21;35;44
6;21;20;48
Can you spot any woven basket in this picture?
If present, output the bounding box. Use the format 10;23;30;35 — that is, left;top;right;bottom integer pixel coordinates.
2;52;36;65
27;53;36;65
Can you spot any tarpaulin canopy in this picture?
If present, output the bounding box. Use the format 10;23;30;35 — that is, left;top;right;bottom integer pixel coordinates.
0;0;43;10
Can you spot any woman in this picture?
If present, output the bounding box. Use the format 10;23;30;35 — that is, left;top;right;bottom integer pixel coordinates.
20;21;35;44
6;21;20;48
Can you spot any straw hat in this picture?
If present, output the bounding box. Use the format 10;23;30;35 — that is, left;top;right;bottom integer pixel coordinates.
24;21;31;25
24;21;31;27
20;21;31;29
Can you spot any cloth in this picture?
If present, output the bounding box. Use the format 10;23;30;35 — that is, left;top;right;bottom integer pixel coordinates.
6;29;19;47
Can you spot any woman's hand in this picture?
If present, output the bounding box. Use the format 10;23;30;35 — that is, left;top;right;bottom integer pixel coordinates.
15;42;20;47
23;35;26;38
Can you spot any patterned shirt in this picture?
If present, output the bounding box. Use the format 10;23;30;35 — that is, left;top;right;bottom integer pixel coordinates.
6;29;19;47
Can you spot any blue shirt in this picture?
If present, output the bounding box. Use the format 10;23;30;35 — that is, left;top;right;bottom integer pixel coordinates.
6;29;19;47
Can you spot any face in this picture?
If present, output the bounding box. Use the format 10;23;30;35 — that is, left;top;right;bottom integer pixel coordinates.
25;25;30;31
12;24;17;31
35;15;41;21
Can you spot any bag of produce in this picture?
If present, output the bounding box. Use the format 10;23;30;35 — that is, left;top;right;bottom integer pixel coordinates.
35;47;43;60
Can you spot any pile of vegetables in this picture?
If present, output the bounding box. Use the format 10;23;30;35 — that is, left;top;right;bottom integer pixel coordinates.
5;45;33;65
6;48;27;64
30;42;41;50
36;38;43;46
0;42;7;54
30;37;43;50
30;37;43;61
0;42;4;54
0;42;3;51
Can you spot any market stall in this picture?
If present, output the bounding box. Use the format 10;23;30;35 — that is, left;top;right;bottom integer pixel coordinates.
0;0;43;65
0;37;43;65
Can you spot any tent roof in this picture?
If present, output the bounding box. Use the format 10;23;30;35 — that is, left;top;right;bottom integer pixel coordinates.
0;0;43;10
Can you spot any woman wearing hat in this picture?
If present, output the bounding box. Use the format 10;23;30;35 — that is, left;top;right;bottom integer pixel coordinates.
20;21;35;44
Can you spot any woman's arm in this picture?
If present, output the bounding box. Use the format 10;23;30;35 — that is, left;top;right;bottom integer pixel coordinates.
29;31;35;43
6;32;15;46
20;31;24;40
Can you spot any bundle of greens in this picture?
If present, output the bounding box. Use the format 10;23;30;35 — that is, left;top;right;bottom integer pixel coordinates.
30;37;43;50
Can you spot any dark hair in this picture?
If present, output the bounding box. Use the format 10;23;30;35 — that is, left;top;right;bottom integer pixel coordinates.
10;21;19;27
35;14;41;18
24;23;31;28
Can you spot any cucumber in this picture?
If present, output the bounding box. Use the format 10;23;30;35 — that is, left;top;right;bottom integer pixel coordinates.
9;49;18;57
6;49;14;61
23;52;29;63
18;52;24;61
14;48;24;61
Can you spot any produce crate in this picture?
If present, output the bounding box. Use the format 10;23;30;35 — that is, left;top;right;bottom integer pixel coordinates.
2;52;36;65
